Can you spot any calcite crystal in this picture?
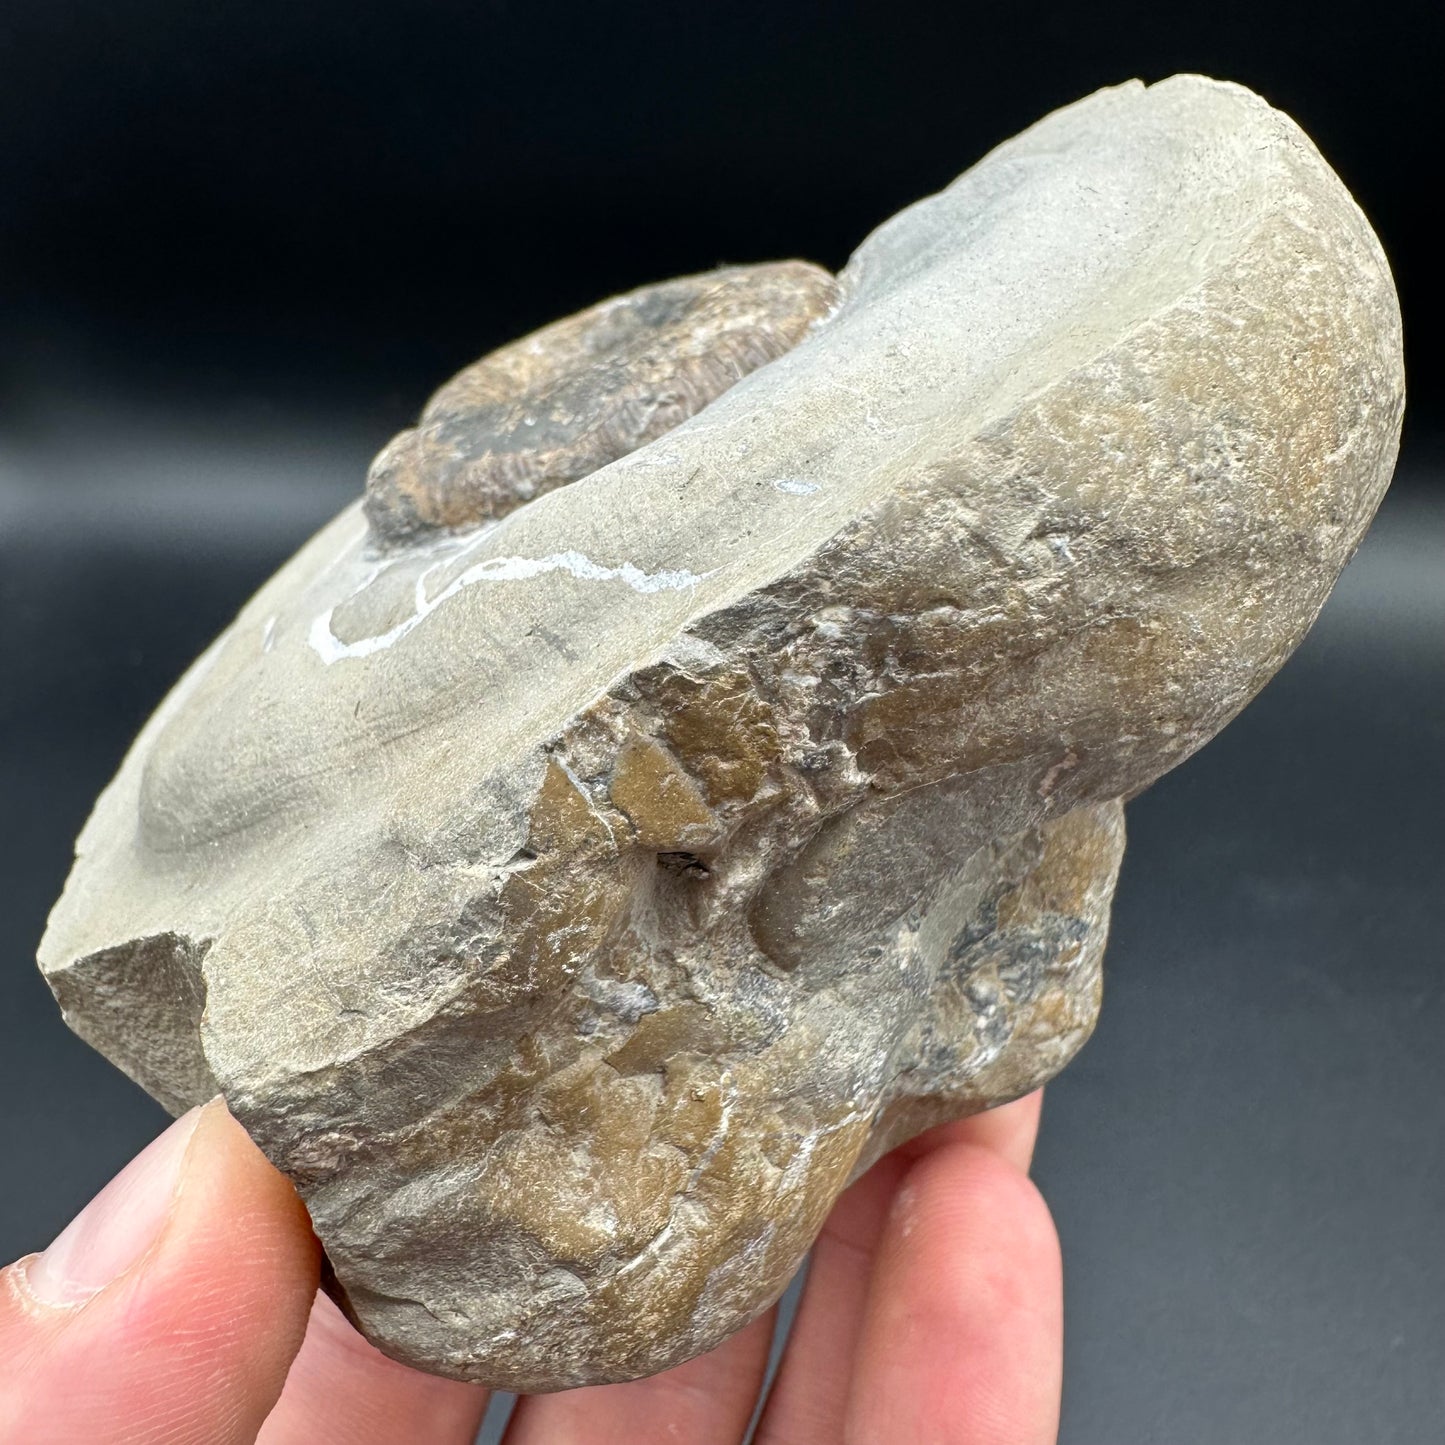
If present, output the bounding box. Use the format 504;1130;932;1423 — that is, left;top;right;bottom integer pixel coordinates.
39;76;1403;1390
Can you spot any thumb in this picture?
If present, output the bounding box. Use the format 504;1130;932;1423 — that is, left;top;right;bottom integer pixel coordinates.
0;1098;320;1444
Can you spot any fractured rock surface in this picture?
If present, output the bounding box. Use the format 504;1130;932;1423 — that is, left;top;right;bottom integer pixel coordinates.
39;76;1403;1389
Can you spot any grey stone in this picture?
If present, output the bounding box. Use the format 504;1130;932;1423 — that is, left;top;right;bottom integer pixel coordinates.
38;75;1403;1390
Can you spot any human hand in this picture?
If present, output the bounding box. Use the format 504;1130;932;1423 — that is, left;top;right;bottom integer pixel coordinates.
0;1092;1060;1443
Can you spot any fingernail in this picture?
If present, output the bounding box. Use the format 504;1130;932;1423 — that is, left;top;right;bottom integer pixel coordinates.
24;1105;205;1307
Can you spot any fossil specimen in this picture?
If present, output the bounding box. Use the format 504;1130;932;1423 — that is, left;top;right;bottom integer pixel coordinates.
365;261;841;543
39;76;1403;1390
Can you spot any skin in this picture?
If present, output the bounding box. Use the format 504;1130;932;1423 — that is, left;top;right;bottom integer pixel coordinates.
0;1093;1060;1445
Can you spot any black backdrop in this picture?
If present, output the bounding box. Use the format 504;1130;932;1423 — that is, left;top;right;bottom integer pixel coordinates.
2;0;1441;440
1;4;1441;1443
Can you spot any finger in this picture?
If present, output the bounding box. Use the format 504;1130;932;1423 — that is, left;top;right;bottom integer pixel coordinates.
845;1142;1062;1445
0;1098;320;1445
257;1290;489;1445
754;1090;1045;1445
503;1305;776;1445
752;1154;906;1445
899;1089;1046;1174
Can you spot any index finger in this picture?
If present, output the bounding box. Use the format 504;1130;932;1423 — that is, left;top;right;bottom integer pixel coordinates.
754;1090;1048;1445
845;1138;1063;1445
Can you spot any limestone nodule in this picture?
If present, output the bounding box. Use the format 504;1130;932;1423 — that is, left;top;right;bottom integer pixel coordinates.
39;76;1403;1389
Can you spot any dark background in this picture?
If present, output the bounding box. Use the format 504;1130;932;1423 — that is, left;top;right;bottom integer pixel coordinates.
1;3;1441;1442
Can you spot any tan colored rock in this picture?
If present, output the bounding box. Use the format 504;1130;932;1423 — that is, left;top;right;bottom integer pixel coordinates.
364;261;840;543
39;76;1402;1390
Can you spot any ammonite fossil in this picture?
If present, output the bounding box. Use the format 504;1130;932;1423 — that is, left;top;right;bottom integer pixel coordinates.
40;76;1403;1389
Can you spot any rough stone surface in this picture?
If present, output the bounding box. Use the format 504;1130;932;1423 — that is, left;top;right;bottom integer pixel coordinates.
38;75;1403;1391
364;261;841;545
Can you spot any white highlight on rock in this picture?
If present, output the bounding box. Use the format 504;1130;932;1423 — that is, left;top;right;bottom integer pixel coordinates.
772;477;820;495
556;755;617;847
308;548;710;665
461;551;708;593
